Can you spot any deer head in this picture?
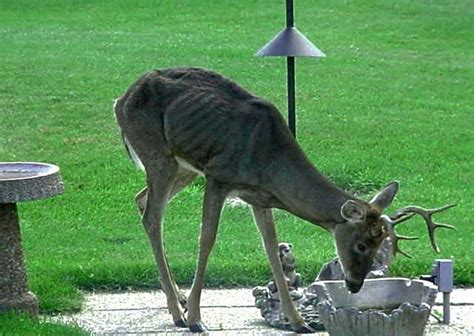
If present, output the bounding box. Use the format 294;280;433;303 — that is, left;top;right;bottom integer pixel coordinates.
333;181;398;292
332;181;455;293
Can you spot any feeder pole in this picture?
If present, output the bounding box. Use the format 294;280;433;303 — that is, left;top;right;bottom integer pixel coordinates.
286;0;296;135
287;57;296;135
257;0;325;138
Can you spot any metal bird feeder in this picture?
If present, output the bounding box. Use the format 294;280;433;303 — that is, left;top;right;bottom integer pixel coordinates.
257;0;325;137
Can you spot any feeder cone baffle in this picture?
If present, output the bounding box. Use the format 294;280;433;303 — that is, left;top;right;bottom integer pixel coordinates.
257;0;325;137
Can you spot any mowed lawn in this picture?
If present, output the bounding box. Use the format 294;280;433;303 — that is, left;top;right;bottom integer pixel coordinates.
0;0;472;324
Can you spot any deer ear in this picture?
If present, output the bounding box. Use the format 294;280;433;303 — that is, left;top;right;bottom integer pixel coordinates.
369;181;399;210
341;200;366;221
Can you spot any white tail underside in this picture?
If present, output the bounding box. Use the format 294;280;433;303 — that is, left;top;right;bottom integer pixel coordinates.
123;136;145;171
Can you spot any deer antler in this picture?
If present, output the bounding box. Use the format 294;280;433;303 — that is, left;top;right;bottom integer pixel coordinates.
381;213;418;258
382;204;456;258
392;204;457;252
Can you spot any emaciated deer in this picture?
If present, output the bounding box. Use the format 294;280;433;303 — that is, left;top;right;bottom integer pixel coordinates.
114;67;454;333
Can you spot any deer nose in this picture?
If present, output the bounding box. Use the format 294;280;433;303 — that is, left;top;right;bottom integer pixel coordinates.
345;279;364;293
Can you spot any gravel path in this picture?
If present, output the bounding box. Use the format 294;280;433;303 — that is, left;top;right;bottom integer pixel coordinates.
52;288;474;335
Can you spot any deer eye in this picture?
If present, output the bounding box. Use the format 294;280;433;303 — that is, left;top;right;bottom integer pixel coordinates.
356;243;367;253
370;226;382;238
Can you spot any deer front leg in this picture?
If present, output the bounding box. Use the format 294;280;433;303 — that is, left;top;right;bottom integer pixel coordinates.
141;160;187;328
186;178;228;333
251;206;314;333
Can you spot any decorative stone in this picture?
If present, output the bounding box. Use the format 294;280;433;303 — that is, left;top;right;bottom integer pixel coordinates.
252;243;325;331
309;278;437;336
0;162;64;315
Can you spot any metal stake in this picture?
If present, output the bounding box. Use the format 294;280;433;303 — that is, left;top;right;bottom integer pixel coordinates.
443;292;451;324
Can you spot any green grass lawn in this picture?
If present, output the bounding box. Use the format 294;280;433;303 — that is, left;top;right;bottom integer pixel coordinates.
0;0;473;332
0;312;88;336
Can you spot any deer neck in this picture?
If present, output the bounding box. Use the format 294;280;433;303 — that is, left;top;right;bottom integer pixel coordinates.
267;149;354;229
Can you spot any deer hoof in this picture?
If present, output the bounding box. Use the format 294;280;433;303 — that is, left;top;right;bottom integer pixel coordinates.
189;322;208;333
294;323;316;334
174;317;187;328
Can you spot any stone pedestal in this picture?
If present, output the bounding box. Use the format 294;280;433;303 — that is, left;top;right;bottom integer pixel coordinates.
0;203;38;315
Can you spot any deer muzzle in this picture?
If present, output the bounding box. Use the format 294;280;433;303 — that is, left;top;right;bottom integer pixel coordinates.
345;278;364;293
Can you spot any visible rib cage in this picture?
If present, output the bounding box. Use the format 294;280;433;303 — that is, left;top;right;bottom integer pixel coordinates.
115;67;294;188
164;89;231;168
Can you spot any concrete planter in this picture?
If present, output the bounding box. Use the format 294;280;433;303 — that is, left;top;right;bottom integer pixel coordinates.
308;278;437;336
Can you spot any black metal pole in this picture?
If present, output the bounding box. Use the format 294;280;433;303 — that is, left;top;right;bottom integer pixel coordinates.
286;0;294;27
287;57;296;136
286;0;296;137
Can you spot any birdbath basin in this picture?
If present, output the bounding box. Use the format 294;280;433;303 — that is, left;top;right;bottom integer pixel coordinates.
0;162;63;203
0;162;64;315
308;278;437;336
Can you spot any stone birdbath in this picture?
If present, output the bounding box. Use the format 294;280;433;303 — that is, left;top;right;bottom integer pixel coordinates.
0;162;64;315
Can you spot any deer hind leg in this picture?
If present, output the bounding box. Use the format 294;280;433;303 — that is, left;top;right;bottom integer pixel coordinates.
136;166;197;215
251;206;315;333
140;158;191;328
186;178;228;333
136;167;197;310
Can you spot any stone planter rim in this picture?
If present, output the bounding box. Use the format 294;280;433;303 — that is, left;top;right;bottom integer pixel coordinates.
312;277;438;336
